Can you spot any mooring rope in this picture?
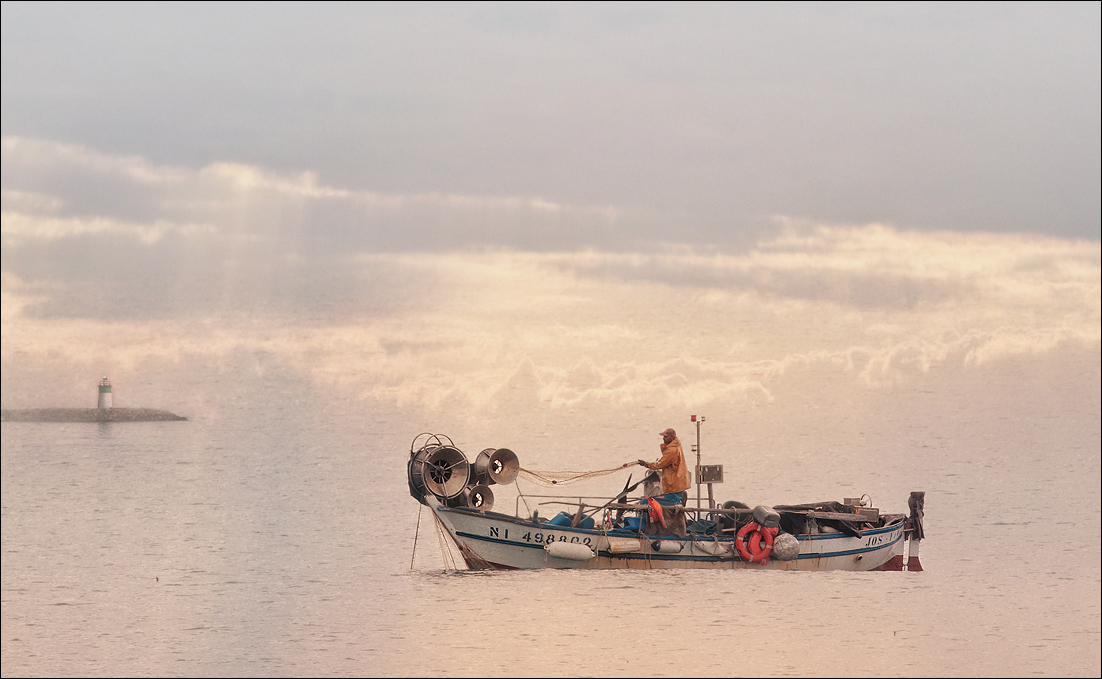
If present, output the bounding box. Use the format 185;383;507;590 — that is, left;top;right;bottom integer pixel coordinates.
410;504;423;570
518;461;637;487
431;510;458;571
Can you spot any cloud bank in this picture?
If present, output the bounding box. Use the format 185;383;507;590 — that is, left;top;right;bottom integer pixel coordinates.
2;139;1098;413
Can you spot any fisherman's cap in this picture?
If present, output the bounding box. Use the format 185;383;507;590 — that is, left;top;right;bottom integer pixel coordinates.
660;428;676;437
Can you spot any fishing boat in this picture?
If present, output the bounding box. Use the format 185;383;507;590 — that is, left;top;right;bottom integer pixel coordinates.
408;431;925;571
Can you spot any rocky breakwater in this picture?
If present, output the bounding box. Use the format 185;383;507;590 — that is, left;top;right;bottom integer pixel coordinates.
1;408;187;422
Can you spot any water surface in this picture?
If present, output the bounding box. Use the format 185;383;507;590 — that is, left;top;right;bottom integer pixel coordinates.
3;354;1098;677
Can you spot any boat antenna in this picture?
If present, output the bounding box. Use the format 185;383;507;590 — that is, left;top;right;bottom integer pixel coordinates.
691;415;704;510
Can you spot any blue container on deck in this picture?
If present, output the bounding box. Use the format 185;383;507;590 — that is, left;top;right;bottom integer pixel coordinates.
547;511;595;529
620;494;681;531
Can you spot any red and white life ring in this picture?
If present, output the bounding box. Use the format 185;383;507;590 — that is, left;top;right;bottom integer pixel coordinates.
736;522;779;564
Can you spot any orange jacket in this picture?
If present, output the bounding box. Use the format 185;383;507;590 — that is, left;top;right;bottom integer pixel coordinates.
646;437;692;494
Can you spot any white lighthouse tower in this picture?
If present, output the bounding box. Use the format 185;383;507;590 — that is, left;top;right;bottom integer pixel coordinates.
97;376;113;409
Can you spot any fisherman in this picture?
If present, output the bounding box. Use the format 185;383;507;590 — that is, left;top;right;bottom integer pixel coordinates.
638;428;692;505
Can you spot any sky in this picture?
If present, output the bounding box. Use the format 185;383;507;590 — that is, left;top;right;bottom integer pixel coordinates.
1;2;1099;416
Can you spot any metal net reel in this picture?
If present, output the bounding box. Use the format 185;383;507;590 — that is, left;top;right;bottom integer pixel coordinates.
408;434;470;502
472;448;519;486
463;483;494;511
408;435;521;510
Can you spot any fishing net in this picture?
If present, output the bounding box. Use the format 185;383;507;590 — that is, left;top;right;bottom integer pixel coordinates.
518;461;637;487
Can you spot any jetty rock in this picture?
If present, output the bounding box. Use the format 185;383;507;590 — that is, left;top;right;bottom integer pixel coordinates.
1;408;187;423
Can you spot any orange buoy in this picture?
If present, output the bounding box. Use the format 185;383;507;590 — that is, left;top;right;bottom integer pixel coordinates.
647;497;666;529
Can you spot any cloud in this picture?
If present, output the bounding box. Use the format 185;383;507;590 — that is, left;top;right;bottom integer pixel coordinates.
1;136;630;262
2;138;1098;413
3;224;1098;412
0;137;646;321
1;211;216;246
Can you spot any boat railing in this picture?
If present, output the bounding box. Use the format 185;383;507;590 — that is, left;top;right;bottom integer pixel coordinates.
512;494;894;535
514;493;623;519
514;493;761;522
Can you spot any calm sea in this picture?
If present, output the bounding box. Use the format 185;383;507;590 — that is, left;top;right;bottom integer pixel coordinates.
2;352;1099;677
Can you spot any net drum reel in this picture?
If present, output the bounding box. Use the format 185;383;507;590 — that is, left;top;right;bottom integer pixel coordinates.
441;482;495;511
458;447;520;511
408;434;470;504
463;483;494;511
472;448;520;486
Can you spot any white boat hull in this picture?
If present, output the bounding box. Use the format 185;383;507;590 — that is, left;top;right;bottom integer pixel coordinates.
430;504;906;571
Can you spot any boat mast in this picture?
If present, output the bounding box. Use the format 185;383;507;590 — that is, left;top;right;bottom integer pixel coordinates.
691;414;704;510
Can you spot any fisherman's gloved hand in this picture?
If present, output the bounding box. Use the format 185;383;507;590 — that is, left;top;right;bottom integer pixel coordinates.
637;459;648;467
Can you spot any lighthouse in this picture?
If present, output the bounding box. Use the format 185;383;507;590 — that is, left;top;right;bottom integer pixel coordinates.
97;376;113;409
